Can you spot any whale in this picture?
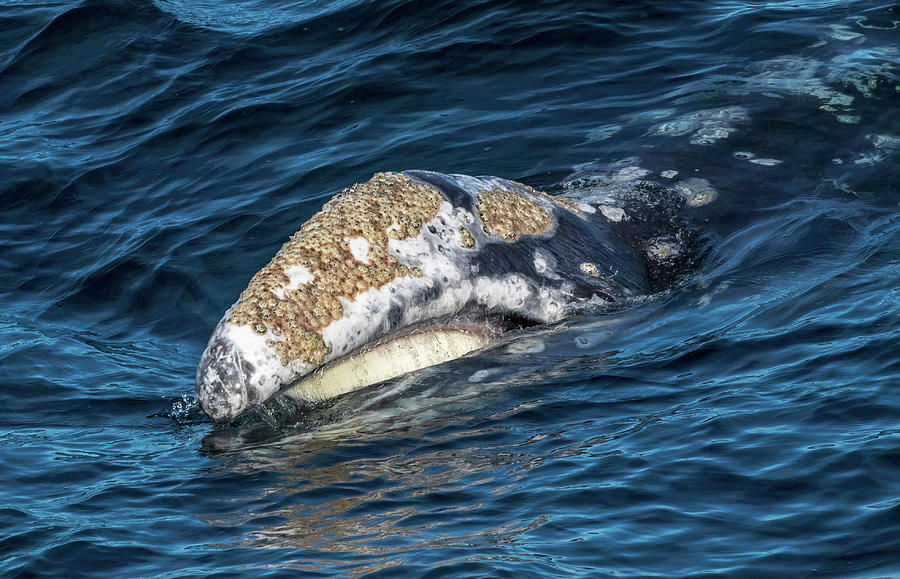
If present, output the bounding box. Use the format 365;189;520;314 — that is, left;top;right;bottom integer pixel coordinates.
196;170;705;422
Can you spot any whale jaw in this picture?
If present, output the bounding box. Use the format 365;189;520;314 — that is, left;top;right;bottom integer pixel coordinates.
196;311;518;423
284;323;498;403
195;314;309;423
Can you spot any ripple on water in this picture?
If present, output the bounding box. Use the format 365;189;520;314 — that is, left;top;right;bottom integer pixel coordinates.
2;0;900;576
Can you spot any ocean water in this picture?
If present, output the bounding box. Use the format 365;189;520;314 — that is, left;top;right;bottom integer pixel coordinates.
2;0;899;576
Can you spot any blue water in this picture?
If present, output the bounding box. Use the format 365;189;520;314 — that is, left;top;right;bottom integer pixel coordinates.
2;0;899;576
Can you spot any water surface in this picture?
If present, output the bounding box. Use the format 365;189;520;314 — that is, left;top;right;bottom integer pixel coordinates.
2;1;899;576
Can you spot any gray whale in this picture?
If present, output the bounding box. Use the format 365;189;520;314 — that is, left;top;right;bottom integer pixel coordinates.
196;170;703;422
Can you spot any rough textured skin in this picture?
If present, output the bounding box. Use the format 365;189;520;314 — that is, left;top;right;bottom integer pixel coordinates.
580;262;600;277
518;182;583;216
475;186;555;241
228;172;441;366
196;170;700;423
459;227;476;249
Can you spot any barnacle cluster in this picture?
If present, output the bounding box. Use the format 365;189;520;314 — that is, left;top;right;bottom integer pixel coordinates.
475;187;555;242
580;262;600;277
229;172;442;365
512;180;583;216
459;227;476;249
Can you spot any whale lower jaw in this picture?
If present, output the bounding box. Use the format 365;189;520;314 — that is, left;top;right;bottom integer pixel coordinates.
283;322;500;403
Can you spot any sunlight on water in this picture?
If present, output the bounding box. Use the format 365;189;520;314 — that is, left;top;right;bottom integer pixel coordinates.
2;0;899;576
152;0;356;35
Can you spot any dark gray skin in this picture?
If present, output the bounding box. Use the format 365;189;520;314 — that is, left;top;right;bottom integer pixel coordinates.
195;171;703;423
407;171;701;300
406;171;647;302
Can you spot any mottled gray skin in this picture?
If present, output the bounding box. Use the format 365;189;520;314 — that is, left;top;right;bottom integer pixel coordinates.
407;171;651;302
196;171;699;422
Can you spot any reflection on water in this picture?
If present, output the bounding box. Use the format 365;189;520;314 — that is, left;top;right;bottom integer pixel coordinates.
200;393;668;569
3;0;899;576
194;308;704;573
190;182;900;573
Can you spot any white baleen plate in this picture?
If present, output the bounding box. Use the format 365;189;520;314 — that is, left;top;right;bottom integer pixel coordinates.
284;328;489;402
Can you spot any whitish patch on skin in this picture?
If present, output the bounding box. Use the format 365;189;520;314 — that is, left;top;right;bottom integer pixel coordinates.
654;106;749;145
599;205;627;222
612;166;651;181
506;338;546;354
697;280;732;308
734;151;783;166
646;236;681;262
475;274;531;312
749;158;783;166
284;264;314;287
672;178;718;207
346;237;371;263
533;249;561;280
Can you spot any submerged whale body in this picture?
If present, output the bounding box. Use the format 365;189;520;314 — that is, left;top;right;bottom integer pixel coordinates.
196;170;703;422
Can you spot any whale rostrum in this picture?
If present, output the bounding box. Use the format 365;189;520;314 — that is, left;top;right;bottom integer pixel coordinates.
196;170;705;422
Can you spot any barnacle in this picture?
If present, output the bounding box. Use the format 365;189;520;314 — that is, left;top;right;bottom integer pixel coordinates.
230;172;442;365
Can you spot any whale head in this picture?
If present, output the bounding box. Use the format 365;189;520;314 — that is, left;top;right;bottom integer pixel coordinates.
196;171;697;422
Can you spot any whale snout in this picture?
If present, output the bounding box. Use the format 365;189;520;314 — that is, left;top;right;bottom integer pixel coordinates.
195;317;294;423
195;335;253;422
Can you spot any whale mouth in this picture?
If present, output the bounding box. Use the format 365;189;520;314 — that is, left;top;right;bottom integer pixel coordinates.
282;314;534;405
